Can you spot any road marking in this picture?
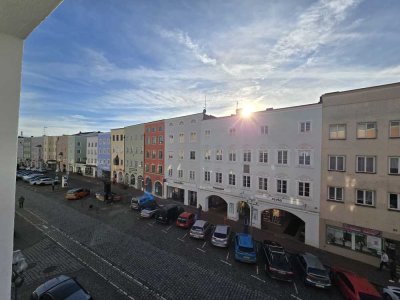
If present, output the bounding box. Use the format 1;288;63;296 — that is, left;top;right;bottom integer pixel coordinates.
147;223;154;227
220;259;232;266
162;230;168;234
177;238;185;242
293;282;298;294
196;247;206;253
256;265;259;275
182;233;187;239
250;275;266;283
226;252;230;260
25;208;48;224
202;241;207;248
290;294;303;300
166;225;172;231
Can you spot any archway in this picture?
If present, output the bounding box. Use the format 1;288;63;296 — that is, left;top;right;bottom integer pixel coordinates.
145;177;152;192
137;175;143;190
125;173;129;185
154;181;162;197
261;209;305;242
208;195;227;215
117;171;123;183
130;174;135;186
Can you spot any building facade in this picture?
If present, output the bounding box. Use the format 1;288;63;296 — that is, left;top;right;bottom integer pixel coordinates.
67;132;98;173
97;132;111;179
144;120;165;197
30;136;44;169
56;135;69;172
43;136;58;170
85;136;98;177
165;113;205;207
111;128;125;183
17;137;24;166
124;124;144;189
22;137;31;167
319;83;400;265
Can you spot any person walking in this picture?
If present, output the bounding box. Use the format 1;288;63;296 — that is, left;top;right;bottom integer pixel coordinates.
389;259;398;283
18;196;25;209
379;250;389;270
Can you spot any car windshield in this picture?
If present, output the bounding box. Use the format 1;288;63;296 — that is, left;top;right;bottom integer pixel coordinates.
214;232;227;239
239;246;254;253
177;217;187;223
308;268;328;277
191;226;202;231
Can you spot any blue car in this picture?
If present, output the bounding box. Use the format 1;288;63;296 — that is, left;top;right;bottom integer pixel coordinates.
234;233;257;263
130;191;155;210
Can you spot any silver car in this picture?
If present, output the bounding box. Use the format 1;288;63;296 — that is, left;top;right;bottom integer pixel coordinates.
189;220;212;239
211;225;231;247
140;206;159;218
383;286;400;300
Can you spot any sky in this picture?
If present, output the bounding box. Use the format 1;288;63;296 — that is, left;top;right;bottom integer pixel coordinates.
19;0;400;136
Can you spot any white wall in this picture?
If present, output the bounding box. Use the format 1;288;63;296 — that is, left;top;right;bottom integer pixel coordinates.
0;32;23;299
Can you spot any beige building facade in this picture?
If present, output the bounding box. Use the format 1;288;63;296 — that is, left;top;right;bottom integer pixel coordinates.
111;128;125;183
319;83;400;266
124;124;144;189
56;135;69;172
43;135;58;170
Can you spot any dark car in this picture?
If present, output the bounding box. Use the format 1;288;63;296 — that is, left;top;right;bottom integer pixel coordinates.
296;252;331;288
262;240;294;282
154;204;184;224
30;275;92;300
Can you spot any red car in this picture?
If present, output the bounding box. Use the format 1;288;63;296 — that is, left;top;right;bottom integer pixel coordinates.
176;212;195;229
330;267;381;300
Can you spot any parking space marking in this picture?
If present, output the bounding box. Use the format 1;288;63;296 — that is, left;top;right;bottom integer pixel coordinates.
226;252;230;260
220;259;232;266
290;294;303;300
166;225;172;231
250;275;265;283
196;247;206;253
147;223;154;227
201;241;207;248
25;208;48;224
293;282;298;294
162;229;168;234
177;238;185;242
256;265;259;275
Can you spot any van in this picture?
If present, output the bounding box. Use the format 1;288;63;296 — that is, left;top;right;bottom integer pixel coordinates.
154;204;184;224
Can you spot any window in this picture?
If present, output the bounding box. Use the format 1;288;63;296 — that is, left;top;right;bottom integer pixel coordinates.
179;121;184;125
216;172;222;183
151;151;156;159
390;121;400;138
190;151;196;160
146;128;150;133
146;151;150;159
229;151;236;162
168;152;173;159
300;121;311;133
389;193;400;210
229;128;236;136
205;130;211;136
328;187;343;202
389;157;400;174
258;177;267;191
77;149;81;154
243;164;250;173
151;127;155;132
243;175;251;188
204;171;210;182
277;150;288;165
298;150;311;166
357;122;377;139
158;165;163;174
178;170;183;178
158;126;163;131
179;150;184;160
204;150;211;160
147;137;151;145
329;124;346;139
190;132;197;142
151;165;156;173
179;133;184;143
356;156;376;173
260;125;268;135
77;142;81;146
259;151;268;163
168;168;173;177
277;179;287;194
189;171;195;180
145;164;149;172
158;150;163;159
169;135;174;143
152;136;157;144
298;182;310;197
116;135;119;141
216;149;223;161
112;135;115;141
356;189;375;206
159;136;164;144
228;174;236;186
120;134;124;141
243;150;251;162
328;155;345;171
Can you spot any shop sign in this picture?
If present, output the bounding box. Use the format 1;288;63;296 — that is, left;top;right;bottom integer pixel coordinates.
173;181;183;185
343;224;381;236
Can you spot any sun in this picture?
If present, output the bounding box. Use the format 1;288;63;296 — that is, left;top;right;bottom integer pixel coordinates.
241;106;253;118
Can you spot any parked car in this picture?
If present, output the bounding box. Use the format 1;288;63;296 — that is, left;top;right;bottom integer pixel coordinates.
30;275;92;300
296;252;331;288
176;212;195;229
154;204;184;224
211;225;231;248
65;188;90;200
23;173;43;181
30;177;58;185
189;220;212;239
131;191;155;210
140;204;159;218
27;175;48;183
330;267;381;300
383;286;400;300
234;233;257;263
95;192;122;202
262;240;294;282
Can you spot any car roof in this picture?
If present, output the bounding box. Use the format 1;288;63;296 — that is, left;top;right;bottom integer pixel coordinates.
67;188;82;193
33;275;71;295
264;240;285;253
236;233;254;248
336;269;381;295
301;252;325;270
193;220;207;227
179;212;193;218
214;225;230;234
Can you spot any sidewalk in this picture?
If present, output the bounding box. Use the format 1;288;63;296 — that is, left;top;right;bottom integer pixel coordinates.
71;174;400;289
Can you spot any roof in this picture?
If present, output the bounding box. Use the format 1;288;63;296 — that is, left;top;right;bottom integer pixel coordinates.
214;225;230;234
302;252;325;270
193;220;207;227
236;233;254;248
320;81;400;99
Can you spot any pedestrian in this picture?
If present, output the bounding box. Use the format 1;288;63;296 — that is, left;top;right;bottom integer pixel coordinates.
379;250;389;270
197;204;202;220
18;196;25;209
389;259;398;283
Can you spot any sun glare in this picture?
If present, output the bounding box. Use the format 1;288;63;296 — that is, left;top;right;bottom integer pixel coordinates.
241;106;253;118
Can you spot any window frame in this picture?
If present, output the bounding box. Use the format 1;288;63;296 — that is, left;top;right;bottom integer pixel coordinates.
328;155;346;172
355;189;375;207
243;175;251;188
258;177;268;191
298;181;311;197
388;193;400;211
329;124;346;140
228;173;236;186
299;121;311;133
328;186;344;202
389;120;400;138
277;150;288;165
259;150;268;163
204;171;210;182
276;179;288;194
388;157;400;175
298;150;311;166
215;172;222;184
356;155;376;174
356;122;377;139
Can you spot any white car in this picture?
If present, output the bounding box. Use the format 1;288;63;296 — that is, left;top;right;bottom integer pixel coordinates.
30;178;58;185
140;206;159;218
23;173;43;181
383;286;400;300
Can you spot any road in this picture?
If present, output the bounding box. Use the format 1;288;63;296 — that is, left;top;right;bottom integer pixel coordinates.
14;174;343;300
